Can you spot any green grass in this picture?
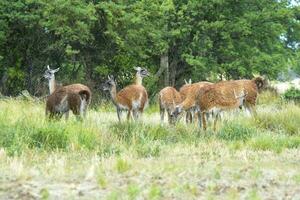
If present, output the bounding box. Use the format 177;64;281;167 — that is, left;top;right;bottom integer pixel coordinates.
257;90;282;105
0;105;102;155
248;134;300;153
0;97;299;155
0;95;300;199
254;103;300;135
115;158;131;173
217;120;257;141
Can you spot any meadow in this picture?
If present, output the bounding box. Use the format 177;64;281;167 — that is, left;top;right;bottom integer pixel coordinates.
0;91;300;199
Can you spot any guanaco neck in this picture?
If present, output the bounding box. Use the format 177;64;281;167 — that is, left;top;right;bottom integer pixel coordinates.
135;72;143;85
109;85;118;105
48;77;56;94
180;97;195;110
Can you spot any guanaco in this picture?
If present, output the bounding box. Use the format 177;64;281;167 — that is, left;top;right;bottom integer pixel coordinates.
43;66;91;120
158;86;182;124
102;68;149;122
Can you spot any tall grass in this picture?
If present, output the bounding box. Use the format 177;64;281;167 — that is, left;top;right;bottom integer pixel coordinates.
257;90;282;105
0;99;103;154
254;103;300;135
0;94;299;156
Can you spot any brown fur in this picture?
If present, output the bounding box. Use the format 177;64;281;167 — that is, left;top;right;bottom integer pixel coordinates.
159;87;182;124
179;83;192;100
63;84;92;105
103;77;148;121
197;81;246;131
231;76;266;115
103;68;149;122
115;84;148;113
181;82;213;109
177;82;212;123
45;84;92;120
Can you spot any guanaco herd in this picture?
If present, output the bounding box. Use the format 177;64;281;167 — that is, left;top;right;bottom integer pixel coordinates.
43;66;265;131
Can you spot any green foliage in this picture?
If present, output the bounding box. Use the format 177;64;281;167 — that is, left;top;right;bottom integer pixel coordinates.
0;0;299;98
41;0;96;46
283;87;300;102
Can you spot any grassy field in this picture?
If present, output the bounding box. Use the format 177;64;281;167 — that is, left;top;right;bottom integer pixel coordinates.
0;92;300;199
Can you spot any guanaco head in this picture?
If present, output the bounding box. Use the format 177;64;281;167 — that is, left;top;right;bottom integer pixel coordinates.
253;76;268;91
134;67;150;78
170;105;185;122
43;65;60;81
101;75;116;91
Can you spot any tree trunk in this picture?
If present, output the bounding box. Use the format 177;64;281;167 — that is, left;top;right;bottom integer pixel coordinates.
160;53;169;86
27;63;33;94
169;60;178;87
0;72;8;95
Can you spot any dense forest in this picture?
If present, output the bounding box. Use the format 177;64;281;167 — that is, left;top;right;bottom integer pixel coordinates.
0;0;299;100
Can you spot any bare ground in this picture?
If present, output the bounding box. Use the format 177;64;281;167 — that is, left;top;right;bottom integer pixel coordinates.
1;144;300;200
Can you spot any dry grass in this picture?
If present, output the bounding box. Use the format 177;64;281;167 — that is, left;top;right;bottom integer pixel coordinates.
0;146;300;199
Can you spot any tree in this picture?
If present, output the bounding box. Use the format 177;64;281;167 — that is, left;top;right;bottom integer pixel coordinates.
0;0;299;99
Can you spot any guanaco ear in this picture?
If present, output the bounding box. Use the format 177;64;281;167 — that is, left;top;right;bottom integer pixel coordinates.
134;66;141;71
108;75;114;81
47;65;50;70
53;68;60;73
184;79;188;84
188;79;192;84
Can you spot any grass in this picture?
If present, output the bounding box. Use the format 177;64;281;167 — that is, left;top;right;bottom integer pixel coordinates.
0;93;300;199
248;134;300;153
254;104;300;135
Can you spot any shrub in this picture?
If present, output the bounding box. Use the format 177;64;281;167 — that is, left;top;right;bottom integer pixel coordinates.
283;87;300;102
